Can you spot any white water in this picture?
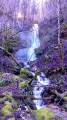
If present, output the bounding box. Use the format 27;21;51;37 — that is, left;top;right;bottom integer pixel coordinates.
15;24;40;62
27;24;40;61
33;72;50;109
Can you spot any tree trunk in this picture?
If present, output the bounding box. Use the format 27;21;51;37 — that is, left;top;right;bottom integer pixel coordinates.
57;0;64;72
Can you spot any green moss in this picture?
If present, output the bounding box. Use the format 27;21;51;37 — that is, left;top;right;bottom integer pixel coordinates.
20;68;31;78
8;118;15;120
26;97;31;104
13;75;20;81
2;101;12;116
2;92;17;108
32;108;54;120
19;81;27;88
3;91;12;96
0;97;6;104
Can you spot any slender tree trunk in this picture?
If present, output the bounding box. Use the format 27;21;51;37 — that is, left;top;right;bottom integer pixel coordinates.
57;0;64;72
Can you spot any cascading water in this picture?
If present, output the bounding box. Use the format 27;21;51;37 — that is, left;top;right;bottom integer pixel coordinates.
15;24;40;62
27;24;40;61
15;23;50;109
33;72;50;109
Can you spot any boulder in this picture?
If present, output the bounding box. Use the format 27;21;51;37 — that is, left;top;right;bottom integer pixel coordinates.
32;108;54;120
20;68;33;78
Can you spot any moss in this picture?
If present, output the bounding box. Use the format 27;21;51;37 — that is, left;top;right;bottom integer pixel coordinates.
0;97;6;104
8;118;15;120
2;92;17;108
20;68;31;78
3;92;13;101
32;108;54;120
19;81;27;88
13;75;20;81
3;91;12;96
4;101;12;110
2;101;12;116
26;97;31;104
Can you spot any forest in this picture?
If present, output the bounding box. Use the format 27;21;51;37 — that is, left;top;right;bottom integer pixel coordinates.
0;0;67;120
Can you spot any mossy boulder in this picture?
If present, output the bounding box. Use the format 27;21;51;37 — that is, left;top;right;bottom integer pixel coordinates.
20;68;32;78
13;75;20;81
2;101;12;116
32;108;54;120
19;81;27;88
2;92;17;108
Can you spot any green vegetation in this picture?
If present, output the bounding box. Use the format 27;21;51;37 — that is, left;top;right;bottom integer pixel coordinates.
32;108;54;120
8;118;15;120
19;81;27;88
20;68;32;78
1;92;17;116
2;101;12;116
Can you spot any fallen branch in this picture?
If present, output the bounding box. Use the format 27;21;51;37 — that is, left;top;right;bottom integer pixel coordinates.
0;94;50;101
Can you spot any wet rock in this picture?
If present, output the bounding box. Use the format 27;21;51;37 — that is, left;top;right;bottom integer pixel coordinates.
35;47;44;57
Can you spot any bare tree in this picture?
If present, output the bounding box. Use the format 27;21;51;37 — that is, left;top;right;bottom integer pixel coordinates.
57;0;64;71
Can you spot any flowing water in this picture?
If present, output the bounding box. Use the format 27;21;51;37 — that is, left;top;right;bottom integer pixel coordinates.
15;23;50;109
15;24;40;62
33;72;50;109
27;24;40;61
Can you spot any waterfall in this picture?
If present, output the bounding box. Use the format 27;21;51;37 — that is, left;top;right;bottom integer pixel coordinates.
15;23;40;62
28;24;40;61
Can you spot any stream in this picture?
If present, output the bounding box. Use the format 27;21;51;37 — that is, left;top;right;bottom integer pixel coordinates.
33;72;50;109
15;23;50;109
